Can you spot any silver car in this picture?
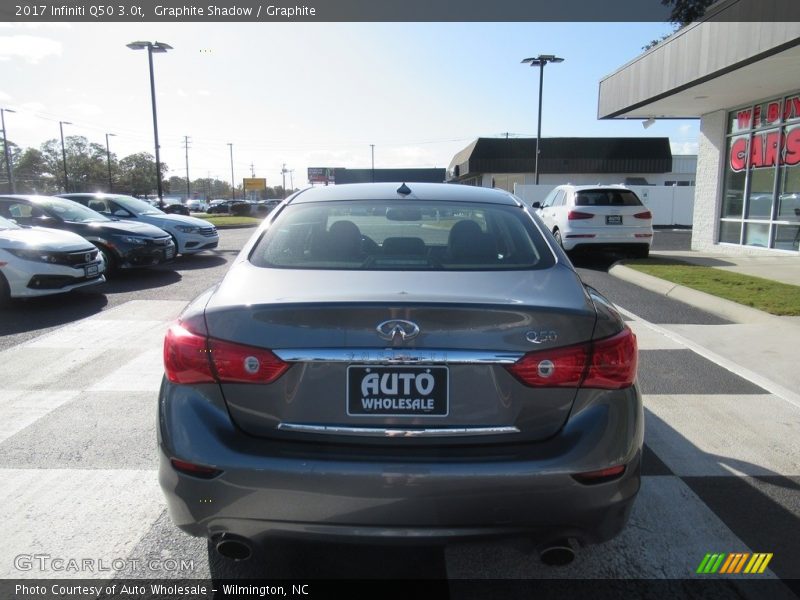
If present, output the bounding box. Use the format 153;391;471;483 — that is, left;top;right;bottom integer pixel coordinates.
159;182;642;564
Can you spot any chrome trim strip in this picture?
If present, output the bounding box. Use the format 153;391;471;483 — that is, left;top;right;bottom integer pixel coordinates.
272;348;523;364
277;423;520;437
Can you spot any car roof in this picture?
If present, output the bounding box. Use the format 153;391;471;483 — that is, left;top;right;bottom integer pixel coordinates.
289;182;522;206
0;194;74;203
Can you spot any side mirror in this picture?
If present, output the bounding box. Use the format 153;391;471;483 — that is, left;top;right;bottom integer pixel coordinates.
531;201;541;209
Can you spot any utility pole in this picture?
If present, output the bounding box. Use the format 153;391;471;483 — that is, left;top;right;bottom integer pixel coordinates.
1;108;16;194
370;144;375;182
281;163;287;198
289;169;294;191
184;136;191;200
250;162;255;177
228;143;235;200
105;133;116;192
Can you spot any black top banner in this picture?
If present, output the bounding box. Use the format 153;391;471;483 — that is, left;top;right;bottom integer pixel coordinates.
1;0;799;23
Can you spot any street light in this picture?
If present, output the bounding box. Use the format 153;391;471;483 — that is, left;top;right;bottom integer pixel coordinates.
59;120;72;193
1;108;16;193
105;133;116;192
127;40;172;207
227;143;235;200
521;54;564;185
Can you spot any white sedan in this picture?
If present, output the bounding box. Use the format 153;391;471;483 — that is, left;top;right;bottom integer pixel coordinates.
0;215;105;305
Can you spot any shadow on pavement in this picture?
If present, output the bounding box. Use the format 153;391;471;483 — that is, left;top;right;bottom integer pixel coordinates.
0;290;108;336
165;254;230;271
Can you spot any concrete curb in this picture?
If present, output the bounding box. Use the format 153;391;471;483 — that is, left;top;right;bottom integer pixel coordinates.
609;262;780;325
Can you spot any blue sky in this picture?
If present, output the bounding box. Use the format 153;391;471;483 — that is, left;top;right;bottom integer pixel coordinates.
0;21;698;189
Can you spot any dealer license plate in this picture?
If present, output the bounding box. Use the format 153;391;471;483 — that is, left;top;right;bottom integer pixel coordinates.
85;264;99;277
347;366;449;417
606;215;623;225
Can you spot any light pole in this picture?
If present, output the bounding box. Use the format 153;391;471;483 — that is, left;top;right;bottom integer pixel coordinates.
521;54;564;185
1;108;16;193
184;135;191;200
370;144;375;182
227;143;235;200
59;120;72;193
281;163;288;198
127;40;172;207
105;133;116;192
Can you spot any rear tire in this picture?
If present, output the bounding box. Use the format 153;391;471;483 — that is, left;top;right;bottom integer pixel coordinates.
634;245;650;259
553;229;564;249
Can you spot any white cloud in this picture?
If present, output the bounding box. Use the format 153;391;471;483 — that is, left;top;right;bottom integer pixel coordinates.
0;91;11;102
69;103;103;117
671;141;698;155
0;35;62;64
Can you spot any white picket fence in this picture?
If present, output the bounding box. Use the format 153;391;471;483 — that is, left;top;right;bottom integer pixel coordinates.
513;184;695;227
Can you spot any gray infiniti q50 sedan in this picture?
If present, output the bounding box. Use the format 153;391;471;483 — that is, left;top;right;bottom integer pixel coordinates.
159;182;643;564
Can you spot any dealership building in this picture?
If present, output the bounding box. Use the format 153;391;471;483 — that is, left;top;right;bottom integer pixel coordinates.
598;0;800;254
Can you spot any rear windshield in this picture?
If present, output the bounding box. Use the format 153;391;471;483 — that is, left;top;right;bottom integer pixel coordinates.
575;189;642;207
249;200;554;271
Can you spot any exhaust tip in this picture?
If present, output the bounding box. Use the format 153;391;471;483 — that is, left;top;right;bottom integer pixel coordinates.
215;537;252;561
539;540;576;566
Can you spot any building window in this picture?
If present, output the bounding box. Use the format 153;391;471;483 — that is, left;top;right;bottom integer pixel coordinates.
719;92;800;251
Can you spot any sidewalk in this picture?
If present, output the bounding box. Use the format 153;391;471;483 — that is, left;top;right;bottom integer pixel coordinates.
609;250;800;407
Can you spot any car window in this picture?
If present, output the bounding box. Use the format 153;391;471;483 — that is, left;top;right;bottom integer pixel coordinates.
250;200;554;271
553;190;566;207
0;215;20;229
37;198;111;223
540;188;558;208
575;189;643;207
113;195;165;216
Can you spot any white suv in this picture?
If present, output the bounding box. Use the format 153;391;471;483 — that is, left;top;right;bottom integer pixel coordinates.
533;185;653;258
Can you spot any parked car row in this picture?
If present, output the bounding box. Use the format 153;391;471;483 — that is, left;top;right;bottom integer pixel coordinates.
0;193;219;305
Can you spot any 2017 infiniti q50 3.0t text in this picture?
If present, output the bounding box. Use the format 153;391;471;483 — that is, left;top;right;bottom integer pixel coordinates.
158;182;643;564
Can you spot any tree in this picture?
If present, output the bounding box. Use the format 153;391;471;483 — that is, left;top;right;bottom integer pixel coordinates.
643;0;715;50
118;152;168;198
14;148;51;194
167;175;187;197
40;135;109;193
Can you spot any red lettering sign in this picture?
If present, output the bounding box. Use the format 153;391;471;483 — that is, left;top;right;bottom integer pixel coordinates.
785;128;800;167
737;110;752;130
729;128;800;171
767;102;781;123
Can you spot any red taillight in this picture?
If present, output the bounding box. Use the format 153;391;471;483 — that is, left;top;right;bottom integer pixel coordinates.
506;343;589;387
164;323;215;384
163;323;289;385
170;458;223;479
584;328;638;389
506;327;637;390
208;337;289;384
567;210;594;220
633;210;652;219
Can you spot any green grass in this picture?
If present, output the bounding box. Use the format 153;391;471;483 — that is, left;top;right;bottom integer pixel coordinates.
625;258;800;316
194;214;261;227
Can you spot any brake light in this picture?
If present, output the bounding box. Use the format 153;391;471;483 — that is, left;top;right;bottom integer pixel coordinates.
506;343;589;387
506;327;637;390
163;323;289;384
583;328;638;389
633;211;652;219
209;337;289;384
567;210;594;220
164;323;215;384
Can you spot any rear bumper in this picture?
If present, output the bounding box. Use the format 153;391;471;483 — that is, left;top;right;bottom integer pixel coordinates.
562;228;653;251
158;381;643;545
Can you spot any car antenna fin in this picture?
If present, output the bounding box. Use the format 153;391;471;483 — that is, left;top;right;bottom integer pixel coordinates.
397;183;412;196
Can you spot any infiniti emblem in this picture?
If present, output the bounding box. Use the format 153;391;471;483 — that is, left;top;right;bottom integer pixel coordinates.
376;319;420;342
